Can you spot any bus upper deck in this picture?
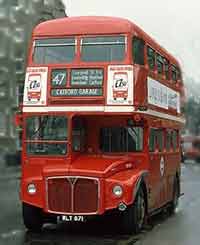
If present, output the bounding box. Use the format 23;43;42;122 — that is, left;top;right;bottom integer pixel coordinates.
23;16;184;127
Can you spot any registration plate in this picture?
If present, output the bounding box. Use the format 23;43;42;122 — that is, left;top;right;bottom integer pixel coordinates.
61;215;85;222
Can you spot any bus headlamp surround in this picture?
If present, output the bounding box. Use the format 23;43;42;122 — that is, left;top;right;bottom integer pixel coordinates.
113;185;123;197
27;183;37;195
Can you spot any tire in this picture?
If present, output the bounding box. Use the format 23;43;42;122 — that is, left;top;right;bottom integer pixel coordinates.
121;188;146;234
168;177;179;215
22;202;43;232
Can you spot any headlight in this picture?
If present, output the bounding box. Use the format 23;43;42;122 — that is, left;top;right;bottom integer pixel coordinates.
113;185;123;197
27;183;36;195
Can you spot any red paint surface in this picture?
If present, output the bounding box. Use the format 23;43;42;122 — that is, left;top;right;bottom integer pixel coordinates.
20;16;184;217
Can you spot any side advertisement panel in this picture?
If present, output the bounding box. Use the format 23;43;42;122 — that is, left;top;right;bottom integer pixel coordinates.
107;65;134;105
147;77;180;113
23;67;48;106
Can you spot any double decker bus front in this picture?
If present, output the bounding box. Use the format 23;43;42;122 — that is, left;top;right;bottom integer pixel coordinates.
21;19;147;232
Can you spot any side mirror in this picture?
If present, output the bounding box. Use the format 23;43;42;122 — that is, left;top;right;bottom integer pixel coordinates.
14;113;23;127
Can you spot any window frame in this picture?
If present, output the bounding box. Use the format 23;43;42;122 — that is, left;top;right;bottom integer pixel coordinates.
172;130;178;151
163;58;170;80
147;46;156;70
100;126;144;153
156;53;164;75
72;117;86;152
80;35;127;62
33;37;76;64
25;115;68;156
149;128;164;152
132;36;145;65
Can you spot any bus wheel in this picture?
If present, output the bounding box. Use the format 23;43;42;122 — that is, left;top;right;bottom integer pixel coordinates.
121;188;146;234
168;177;179;215
22;202;43;232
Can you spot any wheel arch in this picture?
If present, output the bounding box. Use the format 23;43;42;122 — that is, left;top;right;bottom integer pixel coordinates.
132;171;149;213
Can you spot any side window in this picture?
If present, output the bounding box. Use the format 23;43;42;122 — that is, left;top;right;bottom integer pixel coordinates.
172;130;178;151
171;65;178;81
100;127;143;152
156;129;163;152
149;128;156;152
177;67;181;81
147;46;155;70
149;128;163;152
163;58;170;80
132;37;145;65
166;130;172;151
72;117;85;152
156;54;164;74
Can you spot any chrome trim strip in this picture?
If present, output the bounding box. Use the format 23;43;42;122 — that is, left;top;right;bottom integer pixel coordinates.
46;176;100;215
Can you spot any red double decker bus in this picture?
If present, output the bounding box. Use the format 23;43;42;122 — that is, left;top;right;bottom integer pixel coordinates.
19;16;185;234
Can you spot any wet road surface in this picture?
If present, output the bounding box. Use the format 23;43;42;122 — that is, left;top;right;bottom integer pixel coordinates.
0;161;200;245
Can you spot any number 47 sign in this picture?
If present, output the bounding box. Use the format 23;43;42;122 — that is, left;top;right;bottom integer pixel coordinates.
51;69;67;87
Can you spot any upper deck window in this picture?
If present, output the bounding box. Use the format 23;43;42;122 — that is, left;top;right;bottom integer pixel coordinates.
81;36;126;62
171;65;181;82
33;38;76;64
147;46;155;70
132;37;145;65
163;58;170;80
156;54;164;74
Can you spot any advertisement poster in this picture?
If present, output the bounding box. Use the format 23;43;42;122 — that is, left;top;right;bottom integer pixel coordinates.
23;67;48;106
148;78;168;109
147;77;180;113
107;65;134;105
168;87;180;113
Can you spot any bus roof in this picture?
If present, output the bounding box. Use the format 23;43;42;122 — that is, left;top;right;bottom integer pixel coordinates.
33;16;180;66
33;16;133;36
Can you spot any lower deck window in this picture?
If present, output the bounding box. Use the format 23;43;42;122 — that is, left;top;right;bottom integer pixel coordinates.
27;142;67;155
25;115;68;155
100;127;143;153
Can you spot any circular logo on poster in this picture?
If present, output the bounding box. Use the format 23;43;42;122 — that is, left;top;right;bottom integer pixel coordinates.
160;156;165;177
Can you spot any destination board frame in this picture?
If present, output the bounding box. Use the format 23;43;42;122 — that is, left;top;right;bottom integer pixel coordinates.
51;88;103;97
70;68;104;87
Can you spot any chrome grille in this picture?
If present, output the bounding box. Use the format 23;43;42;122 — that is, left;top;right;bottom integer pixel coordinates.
46;176;99;215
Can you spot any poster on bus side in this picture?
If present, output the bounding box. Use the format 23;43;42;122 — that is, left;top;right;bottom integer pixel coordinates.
147;77;180;113
23;67;48;106
107;65;134;105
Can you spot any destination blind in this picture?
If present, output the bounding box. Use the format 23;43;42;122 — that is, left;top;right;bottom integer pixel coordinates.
51;88;103;97
71;69;103;86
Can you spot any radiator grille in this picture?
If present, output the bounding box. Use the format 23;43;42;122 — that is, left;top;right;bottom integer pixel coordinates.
47;177;99;214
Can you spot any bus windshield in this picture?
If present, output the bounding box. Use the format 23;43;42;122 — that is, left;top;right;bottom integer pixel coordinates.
25;115;68;155
81;35;126;62
33;38;76;64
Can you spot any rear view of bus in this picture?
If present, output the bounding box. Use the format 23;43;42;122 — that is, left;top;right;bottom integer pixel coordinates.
20;16;185;234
